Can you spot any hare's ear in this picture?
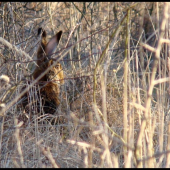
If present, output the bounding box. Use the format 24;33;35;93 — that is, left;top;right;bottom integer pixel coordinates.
45;31;62;56
38;27;47;38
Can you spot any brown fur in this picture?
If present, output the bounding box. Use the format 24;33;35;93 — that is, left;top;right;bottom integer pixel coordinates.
31;28;64;112
41;59;64;107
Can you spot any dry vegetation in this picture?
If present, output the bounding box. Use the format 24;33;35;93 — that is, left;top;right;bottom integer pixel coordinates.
0;2;170;168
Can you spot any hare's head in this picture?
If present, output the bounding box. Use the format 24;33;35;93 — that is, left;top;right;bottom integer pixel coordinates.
46;60;64;86
33;28;63;81
37;28;62;67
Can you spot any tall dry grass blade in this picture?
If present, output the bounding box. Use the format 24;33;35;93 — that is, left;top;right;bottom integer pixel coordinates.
14;118;25;168
123;8;130;168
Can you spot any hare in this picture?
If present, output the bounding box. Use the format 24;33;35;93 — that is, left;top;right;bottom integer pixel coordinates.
21;28;64;114
34;28;64;112
33;27;63;82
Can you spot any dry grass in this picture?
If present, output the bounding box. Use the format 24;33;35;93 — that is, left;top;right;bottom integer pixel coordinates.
0;2;170;168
